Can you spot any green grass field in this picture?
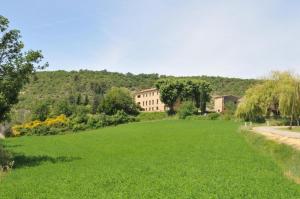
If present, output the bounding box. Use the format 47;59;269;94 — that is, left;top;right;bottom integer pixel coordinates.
1;120;300;198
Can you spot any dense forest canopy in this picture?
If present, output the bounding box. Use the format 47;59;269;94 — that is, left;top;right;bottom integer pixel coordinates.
14;70;258;111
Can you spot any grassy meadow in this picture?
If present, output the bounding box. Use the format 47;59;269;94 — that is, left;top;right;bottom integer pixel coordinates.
1;120;300;198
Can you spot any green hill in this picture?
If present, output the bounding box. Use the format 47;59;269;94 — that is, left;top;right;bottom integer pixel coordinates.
15;70;257;111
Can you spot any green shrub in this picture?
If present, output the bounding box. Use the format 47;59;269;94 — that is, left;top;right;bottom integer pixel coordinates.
85;111;136;129
178;101;198;119
99;87;139;115
137;112;168;121
250;116;266;123
110;110;136;125
87;115;105;128
0;143;13;171
185;115;202;120
12;110;138;136
221;114;233;121
222;101;237;120
72;123;88;132
53;100;73;117
12;115;70;136
71;114;88;125
206;113;220;120
267;118;292;126
32;102;50;121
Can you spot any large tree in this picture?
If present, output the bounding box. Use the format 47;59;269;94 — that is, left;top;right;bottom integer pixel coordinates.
192;80;212;113
236;71;300;126
274;72;300;127
99;87;139;115
155;79;184;114
0;15;47;122
156;79;212;114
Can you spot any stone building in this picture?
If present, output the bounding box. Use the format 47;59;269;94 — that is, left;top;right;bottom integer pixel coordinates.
134;88;166;112
214;95;239;113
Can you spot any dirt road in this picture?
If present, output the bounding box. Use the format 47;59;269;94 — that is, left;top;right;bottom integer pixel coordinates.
252;126;300;150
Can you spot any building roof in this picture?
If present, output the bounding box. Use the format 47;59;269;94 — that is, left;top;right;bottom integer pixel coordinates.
213;95;239;99
135;88;158;94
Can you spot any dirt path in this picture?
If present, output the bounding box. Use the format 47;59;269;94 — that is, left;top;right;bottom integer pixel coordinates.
252;126;300;150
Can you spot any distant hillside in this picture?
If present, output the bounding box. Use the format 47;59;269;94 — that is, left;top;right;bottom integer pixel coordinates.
15;70;258;110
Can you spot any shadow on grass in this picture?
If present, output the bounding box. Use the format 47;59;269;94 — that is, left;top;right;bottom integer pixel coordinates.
4;144;23;148
13;154;81;169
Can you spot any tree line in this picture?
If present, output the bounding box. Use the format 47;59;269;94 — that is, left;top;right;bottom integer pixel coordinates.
156;79;212;114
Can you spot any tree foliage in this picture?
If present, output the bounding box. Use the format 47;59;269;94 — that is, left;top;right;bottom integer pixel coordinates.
0;15;47;122
13;70;256;114
99;87;139;115
236;71;300;125
155;79;183;114
53;100;73;117
156;79;212;114
178;101;198;119
32;102;50;121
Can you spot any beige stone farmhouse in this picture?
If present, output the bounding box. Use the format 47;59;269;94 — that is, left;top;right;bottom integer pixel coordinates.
214;95;239;113
135;88;239;113
134;88;166;112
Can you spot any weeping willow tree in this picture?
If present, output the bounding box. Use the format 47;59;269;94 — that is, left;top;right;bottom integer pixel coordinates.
235;80;277;122
275;72;300;127
236;71;300;127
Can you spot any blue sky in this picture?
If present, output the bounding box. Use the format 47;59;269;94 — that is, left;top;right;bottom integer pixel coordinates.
2;0;300;78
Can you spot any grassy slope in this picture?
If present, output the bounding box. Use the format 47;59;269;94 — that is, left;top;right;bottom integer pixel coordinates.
1;120;300;198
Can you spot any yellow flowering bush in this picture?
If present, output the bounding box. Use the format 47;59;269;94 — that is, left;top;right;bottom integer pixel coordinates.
12;114;69;136
44;114;68;127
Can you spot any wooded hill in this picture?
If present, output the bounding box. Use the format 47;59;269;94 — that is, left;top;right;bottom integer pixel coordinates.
15;70;258;110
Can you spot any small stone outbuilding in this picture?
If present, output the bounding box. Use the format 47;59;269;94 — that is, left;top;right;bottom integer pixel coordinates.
214;95;239;113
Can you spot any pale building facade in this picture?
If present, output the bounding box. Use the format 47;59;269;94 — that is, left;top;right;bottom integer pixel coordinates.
134;88;166;112
214;95;239;113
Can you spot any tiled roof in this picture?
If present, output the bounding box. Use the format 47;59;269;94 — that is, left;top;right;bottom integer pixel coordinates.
135;88;158;93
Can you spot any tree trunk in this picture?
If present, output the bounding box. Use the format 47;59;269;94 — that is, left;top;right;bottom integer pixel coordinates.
167;105;176;115
200;102;206;115
289;115;293;130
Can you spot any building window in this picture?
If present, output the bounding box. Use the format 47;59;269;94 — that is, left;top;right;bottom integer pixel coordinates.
157;99;159;104
152;92;154;96
149;100;151;105
137;102;140;105
156;107;158;110
152;107;154;111
137;95;141;98
145;108;147;111
146;101;147;105
152;100;154;105
143;101;144;106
